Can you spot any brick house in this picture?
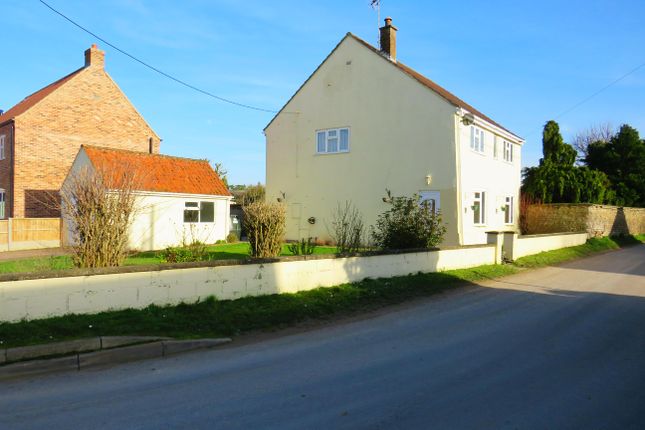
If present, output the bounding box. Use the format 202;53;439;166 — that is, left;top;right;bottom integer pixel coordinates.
0;44;161;218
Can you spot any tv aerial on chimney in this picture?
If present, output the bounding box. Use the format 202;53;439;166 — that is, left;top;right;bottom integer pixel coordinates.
370;0;381;47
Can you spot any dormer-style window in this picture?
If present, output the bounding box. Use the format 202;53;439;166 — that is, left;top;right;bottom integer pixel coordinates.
471;127;485;153
316;128;350;154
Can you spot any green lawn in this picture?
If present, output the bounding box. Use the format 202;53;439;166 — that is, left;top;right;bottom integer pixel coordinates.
0;242;338;275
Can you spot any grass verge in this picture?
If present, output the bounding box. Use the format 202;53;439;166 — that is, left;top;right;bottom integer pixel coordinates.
0;235;642;350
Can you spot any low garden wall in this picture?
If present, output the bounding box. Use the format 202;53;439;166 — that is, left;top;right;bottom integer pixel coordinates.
502;232;589;261
0;245;496;322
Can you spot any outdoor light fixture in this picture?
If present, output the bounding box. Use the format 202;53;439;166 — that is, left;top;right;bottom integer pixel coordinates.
425;174;432;185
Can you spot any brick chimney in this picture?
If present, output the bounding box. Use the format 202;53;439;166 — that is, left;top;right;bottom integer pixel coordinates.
84;44;105;69
379;17;397;61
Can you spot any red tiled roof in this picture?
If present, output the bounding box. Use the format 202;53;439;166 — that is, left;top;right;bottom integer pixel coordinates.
0;68;84;125
83;146;231;196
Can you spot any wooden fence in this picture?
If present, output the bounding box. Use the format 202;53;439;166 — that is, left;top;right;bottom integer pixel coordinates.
0;218;62;252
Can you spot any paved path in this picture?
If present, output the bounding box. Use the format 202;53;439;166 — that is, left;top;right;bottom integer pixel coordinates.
1;246;644;429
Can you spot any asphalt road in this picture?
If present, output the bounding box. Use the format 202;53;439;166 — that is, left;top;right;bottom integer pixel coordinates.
2;246;644;429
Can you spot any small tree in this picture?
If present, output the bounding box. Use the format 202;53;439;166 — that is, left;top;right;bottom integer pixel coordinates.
244;201;286;258
61;165;139;268
522;120;612;204
328;201;365;254
213;162;228;188
371;190;446;250
572;123;613;161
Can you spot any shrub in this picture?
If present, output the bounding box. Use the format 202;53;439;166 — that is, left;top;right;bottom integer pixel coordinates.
328;201;365;254
226;232;239;243
371;190;446;250
287;237;317;256
61;165;138;268
244;201;286;258
159;239;208;263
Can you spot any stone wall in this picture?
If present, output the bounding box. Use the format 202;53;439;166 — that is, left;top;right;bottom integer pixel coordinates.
524;204;645;236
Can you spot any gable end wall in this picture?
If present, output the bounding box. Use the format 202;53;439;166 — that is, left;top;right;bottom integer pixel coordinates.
13;67;161;218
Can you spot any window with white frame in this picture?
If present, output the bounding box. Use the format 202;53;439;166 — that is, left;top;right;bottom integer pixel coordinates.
0;135;5;160
472;191;486;225
316;128;349;154
493;136;499;159
183;201;215;223
503;140;513;162
0;190;5;219
471;127;485;153
504;196;514;224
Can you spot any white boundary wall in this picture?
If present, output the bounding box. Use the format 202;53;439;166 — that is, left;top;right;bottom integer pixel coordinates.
503;232;589;261
0;246;495;322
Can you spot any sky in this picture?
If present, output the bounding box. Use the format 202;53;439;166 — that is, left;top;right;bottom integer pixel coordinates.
1;0;644;185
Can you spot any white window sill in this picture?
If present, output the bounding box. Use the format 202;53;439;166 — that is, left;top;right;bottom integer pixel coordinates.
315;151;350;156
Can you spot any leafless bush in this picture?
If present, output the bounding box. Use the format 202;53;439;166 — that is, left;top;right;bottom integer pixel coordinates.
61;165;140;268
327;201;365;254
243;201;286;258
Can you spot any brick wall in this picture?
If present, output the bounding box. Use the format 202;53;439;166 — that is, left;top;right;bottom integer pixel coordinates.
524;203;645;236
13;65;161;217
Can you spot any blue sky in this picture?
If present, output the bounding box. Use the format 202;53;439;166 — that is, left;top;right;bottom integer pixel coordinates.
2;0;644;184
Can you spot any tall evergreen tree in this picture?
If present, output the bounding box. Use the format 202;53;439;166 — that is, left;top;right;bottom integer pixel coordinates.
523;121;612;204
586;124;645;207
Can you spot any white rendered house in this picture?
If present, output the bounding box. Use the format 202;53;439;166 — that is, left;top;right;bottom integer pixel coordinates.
265;18;524;246
63;145;232;251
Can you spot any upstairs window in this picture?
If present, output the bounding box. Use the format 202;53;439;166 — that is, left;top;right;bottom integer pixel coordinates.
184;201;216;223
0;135;5;160
504;196;514;224
473;191;486;225
471;127;485;153
316;128;349;154
503;141;514;162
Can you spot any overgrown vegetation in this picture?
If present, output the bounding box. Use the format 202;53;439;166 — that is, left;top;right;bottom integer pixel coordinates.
371;190;446;249
287;238;317;256
244;201;286;258
61;165;139;268
328;201;365;254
